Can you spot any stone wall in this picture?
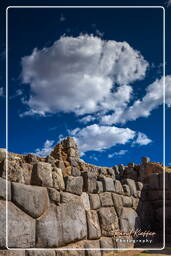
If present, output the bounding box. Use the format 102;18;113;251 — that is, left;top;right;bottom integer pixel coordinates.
0;137;170;255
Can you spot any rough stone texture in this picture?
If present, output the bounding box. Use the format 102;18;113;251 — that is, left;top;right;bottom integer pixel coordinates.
89;194;101;210
147;173;159;190
0;177;11;200
114;180;124;195
31;162;53;187
82;172;97;193
0;148;6;161
84;240;101;256
37;199;87;247
102;177;115;192
1;201;36;248
112;194;123;217
65;176;83;195
100;237;115;255
124;179;137;197
48;188;60;204
121;196;133;208
26;251;56;256
141;156;150;164
0;251;25;256
81;192;90;211
136;181;144;191
71;167;81;176
99;192;113;207
120;207;140;233
87;210;101;239
122;184;131;197
98;207;119;236
52;168;65;190
114;235;134;248
96;181;103;193
12;182;49;218
60;192;79;204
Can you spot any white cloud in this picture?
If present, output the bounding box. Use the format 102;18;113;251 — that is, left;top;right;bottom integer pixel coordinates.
108;149;128;158
60;13;66;22
101;75;171;125
133;132;152;146
0;87;4;97
35;140;55;157
167;0;171;7
21;34;148;117
70;124;136;152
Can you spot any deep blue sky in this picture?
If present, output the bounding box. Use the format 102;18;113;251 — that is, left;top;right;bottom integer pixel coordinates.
0;0;170;167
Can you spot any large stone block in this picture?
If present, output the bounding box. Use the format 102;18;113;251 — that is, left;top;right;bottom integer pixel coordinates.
52;168;65;190
122;184;131;197
124;179;137;197
27;251;56;256
112;194;123;217
81;192;90;210
37;199;87;247
102;177;115;192
96;181;103;193
0;201;35;248
89;194;101;210
65;176;83;195
119;207;140;233
0;177;11;200
121;196;133;208
114;235;134;248
60;192;79;203
98;207;119;236
0;251;25;256
31;162;53;187
82;172;97;193
71;167;81;176
114;180;124;195
99;192;113;207
87;210;101;239
48;188;60;204
147;173;160;190
12;182;49;218
84;240;101;256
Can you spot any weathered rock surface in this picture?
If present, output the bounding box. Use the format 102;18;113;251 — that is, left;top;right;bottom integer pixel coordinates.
52;168;65;190
89;194;101;210
120;207;140;233
87;210;101;239
0;177;11;200
102;177;115;192
99;192;113;207
65;176;83;195
81;192;90;210
31;162;53;187
12;182;49;218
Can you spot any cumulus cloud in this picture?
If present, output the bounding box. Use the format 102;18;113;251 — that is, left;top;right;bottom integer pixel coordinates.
133;132;152;146
21;34;148;116
70;124;136;152
35;140;55;157
108;149;128;158
101;75;171;125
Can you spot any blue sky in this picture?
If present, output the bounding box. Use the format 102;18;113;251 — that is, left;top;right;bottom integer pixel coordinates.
0;0;171;167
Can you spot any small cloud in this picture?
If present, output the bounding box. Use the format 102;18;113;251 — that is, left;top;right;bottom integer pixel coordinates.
166;0;171;7
35;140;55;157
133;132;152;146
60;13;66;22
0;87;4;97
89;155;98;161
108;149;128;158
95;29;104;37
10;89;23;99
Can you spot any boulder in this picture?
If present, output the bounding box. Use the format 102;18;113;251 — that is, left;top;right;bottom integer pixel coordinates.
100;237;114;249
0;201;36;248
99;192;113;207
114;180;124;195
71;167;81;176
98;207;119;236
12;182;49;218
60;192;79;204
136;181;144;191
96;181;103;193
48;188;60;204
124;179;137;197
107;168;115;179
65;176;83;195
81;192;90;211
89;194;101;210
87;210;101;239
84;240;101;256
31;162;53;187
102;177;115;192
122;184;131;197
24;153;39;164
82;172;97;193
119;207;140;233
112;194;123;217
121;196;133;208
0;177;11;200
52;168;65;190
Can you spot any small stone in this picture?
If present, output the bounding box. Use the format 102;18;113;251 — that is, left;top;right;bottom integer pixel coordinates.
31;162;53;187
100;192;113;207
98;207;119;236
71;166;81;176
65;176;83;195
96;181;103;193
48;188;60;204
12;182;49;218
114;180;124;194
87;210;101;239
52;167;65;190
122;184;131;196
60;192;79;203
112;194;123;217
24;153;38;164
89;194;101;210
81;192;90;210
0;177;11;200
102;177;115;192
122;196;133;208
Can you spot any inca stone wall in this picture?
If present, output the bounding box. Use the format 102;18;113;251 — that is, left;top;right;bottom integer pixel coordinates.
0;137;170;256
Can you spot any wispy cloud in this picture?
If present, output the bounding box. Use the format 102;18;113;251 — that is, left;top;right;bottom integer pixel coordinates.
108;149;128;158
0;87;4;97
132;132;152;146
35;140;55;157
60;13;66;22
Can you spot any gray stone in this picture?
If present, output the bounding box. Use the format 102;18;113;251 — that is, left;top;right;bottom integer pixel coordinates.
82;172;97;193
114;180;124;195
141;156;150;164
118;164;125;176
122;184;131;197
98;207;119;236
0;177;11;200
114;235;134;248
132;198;140;210
52;167;65;190
55;160;65;171
122;196;133;208
0;201;36;248
120;207;140;233
12;182;49;218
81;192;90;210
71;167;81;176
102;177;115;192
113;165;120;179
100;192;113;207
136;181;144;191
100;237;115;253
124;179;137;197
0;251;25;256
60;192;79;204
96;181;103;193
107;168;115;179
27;251;56;256
87;210;101;239
25;153;38;164
112;194;123;217
84;240;101;256
65;176;83;195
31;162;53;187
48;188;60;204
89;194;101;210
